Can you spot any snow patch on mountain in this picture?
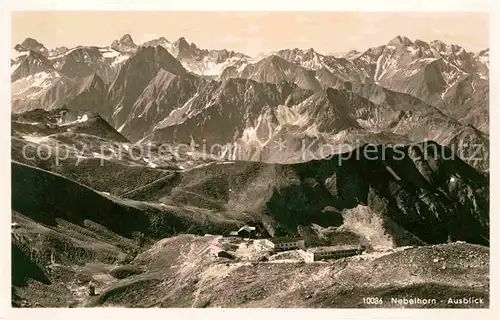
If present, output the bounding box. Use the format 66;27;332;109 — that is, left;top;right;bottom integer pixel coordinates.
49;47;81;60
156;93;200;129
181;56;248;76
56;114;89;126
22;135;49;144
100;48;122;58
142;157;158;168
478;54;489;66
11;49;28;60
11;62;22;74
275;103;310;128
406;46;419;56
57;46;131;69
12;71;57;99
111;54;131;67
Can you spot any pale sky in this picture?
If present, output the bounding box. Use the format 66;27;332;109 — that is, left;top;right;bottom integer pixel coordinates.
11;11;489;56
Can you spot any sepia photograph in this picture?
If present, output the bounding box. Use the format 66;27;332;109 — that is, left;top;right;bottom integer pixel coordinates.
6;5;494;312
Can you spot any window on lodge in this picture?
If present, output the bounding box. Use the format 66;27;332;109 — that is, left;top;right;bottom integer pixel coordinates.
318;251;356;257
277;242;301;248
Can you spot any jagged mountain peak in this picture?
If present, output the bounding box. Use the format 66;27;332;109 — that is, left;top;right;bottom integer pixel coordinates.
478;48;489;56
429;40;468;56
119;34;135;46
244;54;295;73
277;47;322;57
342;50;362;59
429;39;447;52
174;36;190;48
21;37;47;49
21;37;42;46
49;46;70;56
170;36;199;59
208;48;249;62
20;37;38;44
142;36;172;49
137;44;168;55
111;34;138;53
413;39;431;49
262;54;290;64
15;37;49;56
106;44;187;127
305;47;316;54
428;41;473;60
138;36;252;76
448;44;463;51
41;46;121;81
119;45;186;77
145;36;170;44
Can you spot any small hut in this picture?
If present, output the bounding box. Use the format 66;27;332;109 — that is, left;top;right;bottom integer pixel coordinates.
229;225;257;238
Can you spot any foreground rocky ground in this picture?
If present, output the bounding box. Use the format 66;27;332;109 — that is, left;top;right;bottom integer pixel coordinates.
12;230;489;308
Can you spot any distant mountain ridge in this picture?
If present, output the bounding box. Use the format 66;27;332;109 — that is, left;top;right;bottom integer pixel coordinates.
10;32;491;308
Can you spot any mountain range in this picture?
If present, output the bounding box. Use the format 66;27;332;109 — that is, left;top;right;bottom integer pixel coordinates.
11;34;489;168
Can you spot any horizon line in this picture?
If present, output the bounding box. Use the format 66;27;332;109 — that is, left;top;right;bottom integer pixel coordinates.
13;33;490;58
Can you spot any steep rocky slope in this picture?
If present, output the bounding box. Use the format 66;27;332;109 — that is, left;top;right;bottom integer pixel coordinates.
106;45;187;128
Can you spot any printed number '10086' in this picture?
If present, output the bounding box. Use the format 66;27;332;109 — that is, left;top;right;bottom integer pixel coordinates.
362;297;383;304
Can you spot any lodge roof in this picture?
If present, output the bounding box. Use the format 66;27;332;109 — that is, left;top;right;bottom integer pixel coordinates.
230;225;256;236
238;225;256;232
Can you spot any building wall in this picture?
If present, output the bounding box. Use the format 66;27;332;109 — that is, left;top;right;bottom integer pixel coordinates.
255;239;275;251
275;242;295;250
275;240;305;251
297;240;305;249
312;249;361;261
